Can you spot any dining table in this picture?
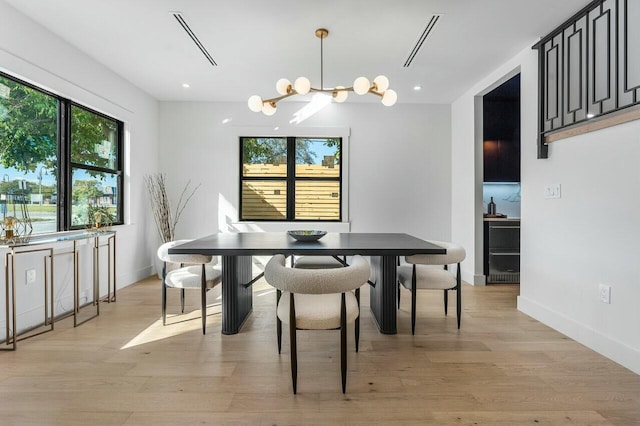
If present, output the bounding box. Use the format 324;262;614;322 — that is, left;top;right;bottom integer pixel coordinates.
169;232;446;335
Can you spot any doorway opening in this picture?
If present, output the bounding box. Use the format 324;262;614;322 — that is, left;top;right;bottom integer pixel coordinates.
482;73;521;284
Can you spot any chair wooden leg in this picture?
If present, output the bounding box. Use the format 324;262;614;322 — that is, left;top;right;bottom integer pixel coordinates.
340;292;347;394
456;263;462;329
411;265;417;335
162;262;167;326
162;284;167;326
355;288;360;353
276;289;282;354
201;264;206;335
444;289;449;315
289;293;297;394
181;289;185;313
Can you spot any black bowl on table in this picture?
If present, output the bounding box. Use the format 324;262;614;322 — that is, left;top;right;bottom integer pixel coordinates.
287;230;327;242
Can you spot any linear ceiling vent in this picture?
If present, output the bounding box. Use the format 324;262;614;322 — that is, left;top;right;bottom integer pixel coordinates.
403;14;441;67
172;11;218;67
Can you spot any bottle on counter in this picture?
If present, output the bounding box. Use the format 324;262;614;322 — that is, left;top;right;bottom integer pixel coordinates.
488;197;496;215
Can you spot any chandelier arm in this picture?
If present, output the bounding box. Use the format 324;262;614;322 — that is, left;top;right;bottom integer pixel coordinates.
309;87;355;94
263;91;298;105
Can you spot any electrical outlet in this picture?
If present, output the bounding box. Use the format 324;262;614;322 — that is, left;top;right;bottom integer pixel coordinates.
599;284;611;304
25;269;36;285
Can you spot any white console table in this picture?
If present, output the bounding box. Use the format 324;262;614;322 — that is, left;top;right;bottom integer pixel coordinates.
1;230;116;350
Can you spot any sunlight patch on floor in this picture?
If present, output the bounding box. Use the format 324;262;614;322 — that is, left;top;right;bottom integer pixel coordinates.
120;302;221;349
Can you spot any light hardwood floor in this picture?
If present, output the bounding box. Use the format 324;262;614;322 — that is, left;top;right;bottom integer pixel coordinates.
1;276;638;425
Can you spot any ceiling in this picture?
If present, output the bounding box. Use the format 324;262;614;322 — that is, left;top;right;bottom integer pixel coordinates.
5;0;588;104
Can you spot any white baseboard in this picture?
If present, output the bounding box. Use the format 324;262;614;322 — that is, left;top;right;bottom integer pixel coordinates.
118;265;156;289
517;295;640;375
473;274;487;286
461;268;486;286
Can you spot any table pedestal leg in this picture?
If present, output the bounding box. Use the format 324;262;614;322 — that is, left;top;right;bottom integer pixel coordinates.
369;255;398;334
221;255;253;335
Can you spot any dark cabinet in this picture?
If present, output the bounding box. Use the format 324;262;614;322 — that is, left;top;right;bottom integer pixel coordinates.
483;138;520;182
483;75;520;183
484;219;520;284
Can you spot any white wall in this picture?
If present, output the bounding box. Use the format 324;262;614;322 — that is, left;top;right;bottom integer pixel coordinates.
158;101;452;242
451;44;640;374
0;2;159;333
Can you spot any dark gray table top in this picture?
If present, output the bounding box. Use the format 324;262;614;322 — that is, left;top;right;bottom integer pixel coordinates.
168;232;446;257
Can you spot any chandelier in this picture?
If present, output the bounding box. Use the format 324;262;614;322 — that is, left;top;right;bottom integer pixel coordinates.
247;28;398;116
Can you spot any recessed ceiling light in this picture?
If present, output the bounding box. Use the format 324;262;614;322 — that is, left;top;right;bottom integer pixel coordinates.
413;85;422;91
222;118;232;124
274;126;280;131
182;83;190;88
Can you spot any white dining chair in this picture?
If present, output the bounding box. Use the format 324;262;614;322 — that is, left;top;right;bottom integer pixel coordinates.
397;241;466;334
286;255;349;353
291;255;346;269
265;254;370;394
157;240;222;334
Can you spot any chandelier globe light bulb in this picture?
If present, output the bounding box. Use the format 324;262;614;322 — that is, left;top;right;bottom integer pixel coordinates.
373;75;390;92
381;89;398;106
333;86;348;103
262;102;277;116
294;77;311;95
276;78;292;95
353;77;371;95
248;95;263;112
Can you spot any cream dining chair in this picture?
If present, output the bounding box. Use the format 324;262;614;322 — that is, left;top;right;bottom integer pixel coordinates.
397;241;466;334
157;240;222;334
291;255;346;269
265;254;370;394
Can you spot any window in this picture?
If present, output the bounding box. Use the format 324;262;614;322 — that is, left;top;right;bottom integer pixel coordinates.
0;72;123;234
240;137;341;221
69;105;122;228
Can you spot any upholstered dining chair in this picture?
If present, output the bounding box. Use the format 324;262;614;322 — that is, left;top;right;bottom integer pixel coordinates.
265;254;370;394
291;255;346;269
397;241;466;334
157;240;222;334
284;255;352;360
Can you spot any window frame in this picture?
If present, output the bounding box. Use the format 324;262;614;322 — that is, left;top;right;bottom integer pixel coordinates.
0;71;125;232
239;136;342;222
67;102;124;230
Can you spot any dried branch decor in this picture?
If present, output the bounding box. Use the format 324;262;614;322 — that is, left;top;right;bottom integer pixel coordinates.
144;174;200;243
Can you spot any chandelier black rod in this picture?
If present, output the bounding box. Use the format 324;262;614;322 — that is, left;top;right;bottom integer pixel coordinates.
320;32;324;90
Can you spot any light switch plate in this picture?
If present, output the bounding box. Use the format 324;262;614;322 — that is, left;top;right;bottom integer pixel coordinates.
544;183;561;199
599;284;611;304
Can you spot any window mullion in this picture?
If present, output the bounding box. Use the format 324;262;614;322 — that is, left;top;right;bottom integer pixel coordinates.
59;100;71;231
69;162;119;175
286;137;295;220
